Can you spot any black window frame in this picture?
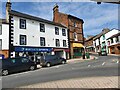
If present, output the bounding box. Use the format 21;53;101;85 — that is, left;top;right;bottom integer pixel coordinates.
40;37;45;46
55;27;59;35
0;25;2;35
63;40;67;47
20;19;26;29
40;23;45;32
56;39;60;47
0;39;2;49
62;29;66;36
20;35;27;45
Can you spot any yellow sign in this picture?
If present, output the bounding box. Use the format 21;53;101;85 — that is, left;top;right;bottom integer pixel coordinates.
73;43;84;48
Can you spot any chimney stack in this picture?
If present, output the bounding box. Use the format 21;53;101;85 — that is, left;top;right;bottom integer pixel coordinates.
53;4;59;22
6;0;11;23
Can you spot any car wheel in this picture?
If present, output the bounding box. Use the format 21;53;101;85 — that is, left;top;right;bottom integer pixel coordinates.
30;66;35;71
62;60;66;64
46;62;51;67
2;69;9;76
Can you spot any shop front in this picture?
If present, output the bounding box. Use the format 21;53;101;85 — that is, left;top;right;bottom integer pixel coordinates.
14;46;53;58
72;43;84;58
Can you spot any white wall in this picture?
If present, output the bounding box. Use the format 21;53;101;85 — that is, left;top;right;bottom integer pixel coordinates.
13;16;68;48
0;24;9;50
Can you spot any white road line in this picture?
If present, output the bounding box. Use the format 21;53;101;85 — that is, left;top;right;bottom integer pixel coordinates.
117;61;119;64
102;62;106;66
88;65;91;67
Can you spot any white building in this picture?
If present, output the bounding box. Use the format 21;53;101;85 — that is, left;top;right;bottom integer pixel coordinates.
0;19;9;59
9;10;69;59
100;29;119;54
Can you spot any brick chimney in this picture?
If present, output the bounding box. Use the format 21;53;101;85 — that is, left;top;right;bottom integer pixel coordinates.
53;4;59;23
6;0;11;23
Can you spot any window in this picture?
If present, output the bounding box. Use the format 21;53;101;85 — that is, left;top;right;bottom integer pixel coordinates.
111;38;113;43
102;34;105;40
21;58;29;63
20;35;27;45
11;59;16;64
55;27;59;35
40;37;45;46
73;32;77;39
0;39;1;49
56;39;60;47
115;36;119;42
63;40;67;47
0;25;2;35
20;19;26;29
62;29;66;36
40;23;45;32
73;22;77;27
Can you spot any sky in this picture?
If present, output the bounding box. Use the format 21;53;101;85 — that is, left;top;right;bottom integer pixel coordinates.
1;0;118;37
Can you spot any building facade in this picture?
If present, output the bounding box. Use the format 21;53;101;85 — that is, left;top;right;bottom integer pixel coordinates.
8;10;69;59
0;19;9;59
53;4;84;58
107;31;120;54
85;36;95;52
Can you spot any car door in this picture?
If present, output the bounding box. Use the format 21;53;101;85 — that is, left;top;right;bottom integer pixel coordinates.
20;58;30;71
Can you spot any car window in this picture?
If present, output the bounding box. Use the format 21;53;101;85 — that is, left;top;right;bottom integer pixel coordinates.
11;59;16;64
21;58;29;63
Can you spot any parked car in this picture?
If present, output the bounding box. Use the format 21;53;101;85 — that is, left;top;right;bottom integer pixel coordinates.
40;55;66;67
28;55;41;64
0;57;37;76
101;51;107;56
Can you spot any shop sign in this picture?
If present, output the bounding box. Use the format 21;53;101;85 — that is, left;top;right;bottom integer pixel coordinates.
15;47;52;52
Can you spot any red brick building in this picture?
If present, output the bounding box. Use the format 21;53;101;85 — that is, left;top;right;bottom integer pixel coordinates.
53;4;84;58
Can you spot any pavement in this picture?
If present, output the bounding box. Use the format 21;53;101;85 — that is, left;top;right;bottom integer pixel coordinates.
19;76;119;88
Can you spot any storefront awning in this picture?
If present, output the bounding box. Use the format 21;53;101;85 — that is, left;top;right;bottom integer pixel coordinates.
73;43;84;48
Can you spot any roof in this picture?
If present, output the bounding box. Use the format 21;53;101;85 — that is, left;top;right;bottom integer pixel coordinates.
93;28;110;40
85;35;96;42
68;15;84;23
107;32;120;39
10;10;67;28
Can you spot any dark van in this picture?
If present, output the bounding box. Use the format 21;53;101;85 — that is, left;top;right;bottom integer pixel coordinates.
0;57;37;76
40;55;66;67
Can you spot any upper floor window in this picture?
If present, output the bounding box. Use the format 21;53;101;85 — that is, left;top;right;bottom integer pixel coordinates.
40;23;45;32
73;32;77;39
111;38;113;43
115;36;119;42
0;39;2;49
55;27;59;35
62;29;66;36
40;37;45;46
63;40;67;47
0;25;2;35
20;35;27;45
73;22;77;27
56;39;60;47
20;19;26;29
102;34;105;40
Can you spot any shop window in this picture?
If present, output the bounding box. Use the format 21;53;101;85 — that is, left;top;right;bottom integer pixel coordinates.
0;25;2;35
20;35;27;45
0;39;2;50
63;40;67;47
20;19;26;29
40;23;45;32
56;39;60;47
55;27;59;35
62;29;66;36
40;37;45;46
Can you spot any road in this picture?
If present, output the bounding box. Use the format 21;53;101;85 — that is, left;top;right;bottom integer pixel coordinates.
2;54;120;88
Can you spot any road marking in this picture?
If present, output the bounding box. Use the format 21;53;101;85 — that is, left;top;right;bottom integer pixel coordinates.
117;61;119;64
88;65;91;67
102;62;106;66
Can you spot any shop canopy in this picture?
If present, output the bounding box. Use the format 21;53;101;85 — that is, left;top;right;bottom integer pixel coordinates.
73;43;84;48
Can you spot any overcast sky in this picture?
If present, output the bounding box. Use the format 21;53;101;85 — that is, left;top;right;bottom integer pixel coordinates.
1;1;118;37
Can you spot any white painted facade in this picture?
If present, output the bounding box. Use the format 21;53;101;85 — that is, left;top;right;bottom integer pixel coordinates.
100;29;119;54
0;23;9;50
13;16;68;48
93;38;100;52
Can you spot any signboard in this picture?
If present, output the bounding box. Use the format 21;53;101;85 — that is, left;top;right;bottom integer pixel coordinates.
15;47;52;52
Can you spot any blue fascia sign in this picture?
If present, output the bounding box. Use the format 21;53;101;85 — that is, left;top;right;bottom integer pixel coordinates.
15;47;52;52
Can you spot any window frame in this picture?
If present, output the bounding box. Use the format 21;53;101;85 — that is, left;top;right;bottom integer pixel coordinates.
55;27;59;35
20;19;26;29
20;35;27;45
0;25;2;35
40;37;45;46
40;23;45;32
56;39;60;47
62;29;66;36
63;40;67;47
